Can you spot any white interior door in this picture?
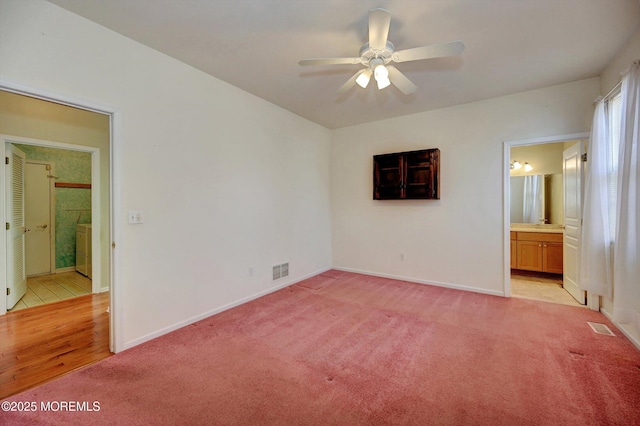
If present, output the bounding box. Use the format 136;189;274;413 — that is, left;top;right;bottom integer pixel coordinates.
5;143;27;309
563;142;586;304
25;162;53;276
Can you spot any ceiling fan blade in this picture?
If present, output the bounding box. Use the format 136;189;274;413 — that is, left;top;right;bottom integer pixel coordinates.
387;65;417;95
337;70;365;94
368;8;391;51
299;57;360;67
392;41;465;63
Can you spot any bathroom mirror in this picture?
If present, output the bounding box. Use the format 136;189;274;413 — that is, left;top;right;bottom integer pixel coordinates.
510;174;563;224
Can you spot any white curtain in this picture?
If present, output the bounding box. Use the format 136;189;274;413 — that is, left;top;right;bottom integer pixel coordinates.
579;99;612;297
613;62;640;335
522;175;543;224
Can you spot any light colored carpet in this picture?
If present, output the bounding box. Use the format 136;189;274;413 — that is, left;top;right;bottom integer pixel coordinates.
3;271;639;425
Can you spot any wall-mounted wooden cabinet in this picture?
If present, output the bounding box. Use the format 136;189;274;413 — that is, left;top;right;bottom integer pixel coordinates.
373;148;440;200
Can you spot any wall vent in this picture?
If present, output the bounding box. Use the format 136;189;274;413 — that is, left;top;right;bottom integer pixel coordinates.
272;262;289;280
273;265;281;280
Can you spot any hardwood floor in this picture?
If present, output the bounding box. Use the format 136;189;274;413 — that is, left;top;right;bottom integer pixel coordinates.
0;292;111;400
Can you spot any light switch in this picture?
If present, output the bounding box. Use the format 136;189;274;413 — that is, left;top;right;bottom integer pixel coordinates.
128;210;144;224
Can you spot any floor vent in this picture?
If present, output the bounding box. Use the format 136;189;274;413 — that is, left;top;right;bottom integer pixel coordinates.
587;322;615;336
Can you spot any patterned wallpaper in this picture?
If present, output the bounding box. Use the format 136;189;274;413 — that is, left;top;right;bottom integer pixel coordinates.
16;144;92;269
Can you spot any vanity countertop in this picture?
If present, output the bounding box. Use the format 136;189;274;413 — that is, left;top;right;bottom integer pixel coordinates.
510;224;564;234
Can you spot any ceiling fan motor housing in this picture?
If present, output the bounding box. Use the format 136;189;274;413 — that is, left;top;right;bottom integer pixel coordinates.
359;41;395;68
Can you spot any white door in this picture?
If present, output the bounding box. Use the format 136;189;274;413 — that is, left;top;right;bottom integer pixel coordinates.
25;162;53;276
5;144;27;309
563;142;586;304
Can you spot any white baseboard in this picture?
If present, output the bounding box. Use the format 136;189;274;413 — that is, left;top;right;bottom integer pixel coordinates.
122;266;332;351
600;307;640;351
331;266;505;297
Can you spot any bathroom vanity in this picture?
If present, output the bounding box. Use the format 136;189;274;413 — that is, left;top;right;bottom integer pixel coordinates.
510;225;563;274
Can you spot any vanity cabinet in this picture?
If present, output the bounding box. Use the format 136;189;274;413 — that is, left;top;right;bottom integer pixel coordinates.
510;232;517;269
514;232;563;274
373;148;440;200
76;224;92;279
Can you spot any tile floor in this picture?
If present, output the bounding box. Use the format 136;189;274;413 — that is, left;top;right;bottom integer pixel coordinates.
511;272;584;307
8;272;92;312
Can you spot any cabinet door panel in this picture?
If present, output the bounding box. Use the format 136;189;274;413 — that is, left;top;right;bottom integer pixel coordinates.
543;242;563;274
516;241;543;271
374;154;402;199
404;149;439;199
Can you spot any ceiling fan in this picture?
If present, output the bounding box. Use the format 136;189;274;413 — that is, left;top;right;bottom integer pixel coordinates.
299;8;464;95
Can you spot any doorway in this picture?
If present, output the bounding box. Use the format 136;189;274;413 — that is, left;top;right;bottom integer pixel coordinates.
504;133;594;307
6;143;95;311
25;160;55;277
3;136;102;307
0;87;117;364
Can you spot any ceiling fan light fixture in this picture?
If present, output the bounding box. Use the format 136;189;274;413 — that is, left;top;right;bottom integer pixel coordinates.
356;69;372;88
373;63;390;89
376;75;391;90
298;8;465;95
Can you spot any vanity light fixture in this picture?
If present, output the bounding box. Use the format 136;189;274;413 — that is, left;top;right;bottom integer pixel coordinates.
524;162;533;172
510;161;522;170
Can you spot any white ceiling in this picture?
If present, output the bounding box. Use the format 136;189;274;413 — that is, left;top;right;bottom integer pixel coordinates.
47;0;639;129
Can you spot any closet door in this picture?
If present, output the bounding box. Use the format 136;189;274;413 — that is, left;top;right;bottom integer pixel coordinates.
5;143;27;309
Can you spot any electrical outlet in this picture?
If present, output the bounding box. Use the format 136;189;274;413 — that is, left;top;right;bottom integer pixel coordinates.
248;267;254;276
400;253;405;261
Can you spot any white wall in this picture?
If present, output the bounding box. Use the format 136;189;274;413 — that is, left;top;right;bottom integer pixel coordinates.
601;26;640;95
0;0;332;349
510;142;567;177
331;78;599;295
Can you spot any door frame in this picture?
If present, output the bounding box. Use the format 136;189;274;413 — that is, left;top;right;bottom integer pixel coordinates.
25;159;56;276
503;133;597;309
0;80;122;353
3;136;101;289
6;140;97;282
